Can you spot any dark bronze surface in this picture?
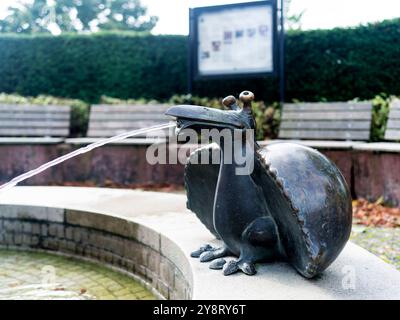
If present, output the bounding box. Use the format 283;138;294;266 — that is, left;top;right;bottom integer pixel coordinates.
165;91;352;278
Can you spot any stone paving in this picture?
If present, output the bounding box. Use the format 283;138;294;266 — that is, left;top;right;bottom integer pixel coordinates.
0;250;155;300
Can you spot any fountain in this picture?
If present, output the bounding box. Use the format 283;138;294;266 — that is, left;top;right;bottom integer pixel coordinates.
1;91;399;300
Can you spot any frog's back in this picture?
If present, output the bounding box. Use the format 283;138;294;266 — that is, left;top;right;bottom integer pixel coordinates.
256;142;352;277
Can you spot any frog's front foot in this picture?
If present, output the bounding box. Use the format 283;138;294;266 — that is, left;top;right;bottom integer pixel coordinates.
223;259;256;276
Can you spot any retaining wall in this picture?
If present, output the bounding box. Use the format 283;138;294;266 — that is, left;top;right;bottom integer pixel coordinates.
0;142;399;205
353;150;400;206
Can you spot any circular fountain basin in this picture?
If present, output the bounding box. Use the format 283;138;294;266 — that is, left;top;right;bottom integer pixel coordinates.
0;249;155;300
0;187;192;300
0;187;400;300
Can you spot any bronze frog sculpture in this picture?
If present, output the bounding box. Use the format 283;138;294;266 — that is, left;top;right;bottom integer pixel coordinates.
165;91;352;278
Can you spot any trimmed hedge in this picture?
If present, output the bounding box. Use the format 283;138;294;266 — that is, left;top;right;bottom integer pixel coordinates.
0;19;400;103
0;32;187;102
284;20;400;102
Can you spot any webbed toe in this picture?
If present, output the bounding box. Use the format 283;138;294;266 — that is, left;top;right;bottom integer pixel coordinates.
209;258;226;270
190;244;213;258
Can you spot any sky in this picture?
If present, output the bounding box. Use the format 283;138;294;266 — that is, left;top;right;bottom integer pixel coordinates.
0;0;399;35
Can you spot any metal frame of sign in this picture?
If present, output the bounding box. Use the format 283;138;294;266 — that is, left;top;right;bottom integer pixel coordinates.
188;0;278;83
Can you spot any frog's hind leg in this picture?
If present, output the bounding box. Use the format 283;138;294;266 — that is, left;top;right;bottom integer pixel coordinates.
223;258;257;275
223;216;281;276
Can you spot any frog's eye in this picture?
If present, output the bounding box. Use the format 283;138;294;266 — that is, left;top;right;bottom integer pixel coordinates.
222;95;240;111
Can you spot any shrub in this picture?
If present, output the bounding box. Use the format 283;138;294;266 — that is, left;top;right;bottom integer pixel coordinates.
371;94;392;141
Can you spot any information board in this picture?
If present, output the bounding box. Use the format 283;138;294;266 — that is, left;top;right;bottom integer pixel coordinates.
190;1;277;79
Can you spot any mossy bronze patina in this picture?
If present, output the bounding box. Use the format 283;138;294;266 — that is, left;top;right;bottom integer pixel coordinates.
165;91;352;278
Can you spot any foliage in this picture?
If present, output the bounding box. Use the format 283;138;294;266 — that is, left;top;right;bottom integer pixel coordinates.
168;94;222;110
99;95;160;105
0;0;157;34
0;93;89;137
252;102;281;140
371;94;392;142
285;0;305;30
352;198;400;227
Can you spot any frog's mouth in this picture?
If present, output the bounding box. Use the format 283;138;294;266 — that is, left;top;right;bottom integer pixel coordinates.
165;105;246;135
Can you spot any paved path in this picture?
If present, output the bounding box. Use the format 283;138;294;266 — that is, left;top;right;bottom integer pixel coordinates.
1;187;400;300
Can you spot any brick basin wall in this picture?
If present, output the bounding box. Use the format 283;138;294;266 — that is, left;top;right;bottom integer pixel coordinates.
0;143;189;187
0;205;192;300
0;145;64;185
353;151;400;206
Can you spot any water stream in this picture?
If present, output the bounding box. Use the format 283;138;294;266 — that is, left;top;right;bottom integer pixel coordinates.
0;122;175;193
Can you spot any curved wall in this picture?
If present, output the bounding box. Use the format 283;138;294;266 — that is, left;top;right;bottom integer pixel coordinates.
0;204;192;300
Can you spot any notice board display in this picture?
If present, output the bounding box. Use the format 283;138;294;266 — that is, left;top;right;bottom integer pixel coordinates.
189;1;277;80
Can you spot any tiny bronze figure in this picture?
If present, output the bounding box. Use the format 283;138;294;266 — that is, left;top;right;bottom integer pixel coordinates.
165;91;352;278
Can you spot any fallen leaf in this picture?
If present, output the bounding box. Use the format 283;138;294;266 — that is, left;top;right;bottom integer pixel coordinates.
54;287;65;291
353;198;400;228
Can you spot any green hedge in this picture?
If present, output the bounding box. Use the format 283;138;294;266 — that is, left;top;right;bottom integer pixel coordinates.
284;20;400;102
0;32;187;102
0;19;399;103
